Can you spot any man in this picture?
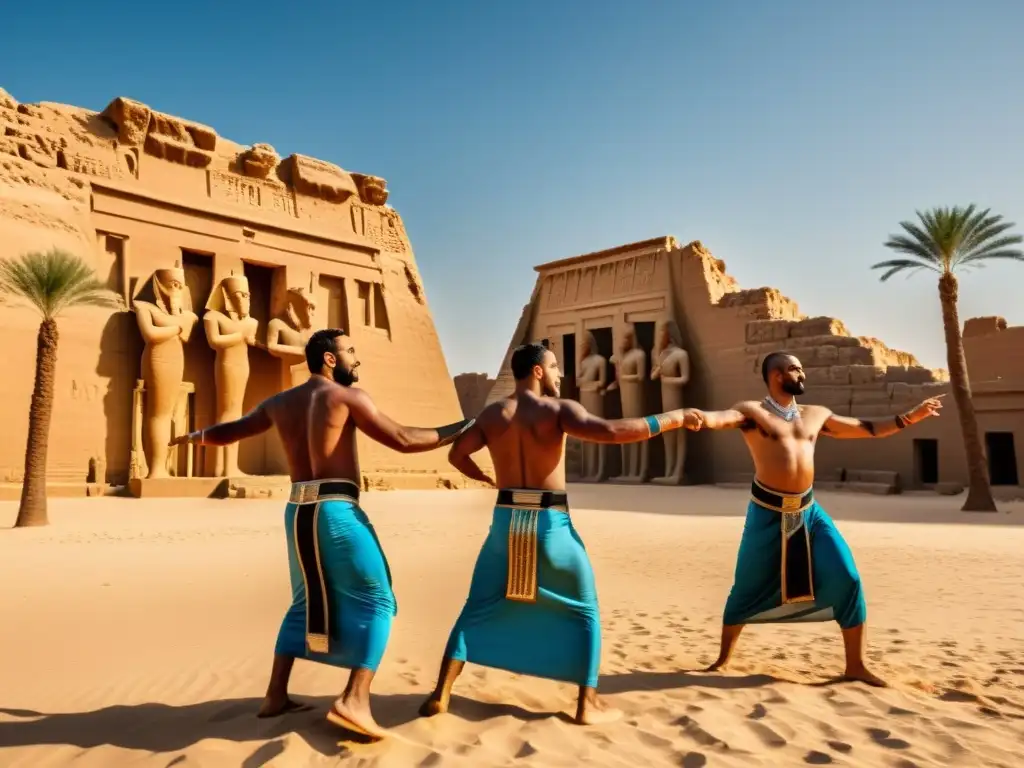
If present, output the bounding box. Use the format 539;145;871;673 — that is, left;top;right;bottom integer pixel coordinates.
170;328;474;738
688;351;944;686
418;342;701;724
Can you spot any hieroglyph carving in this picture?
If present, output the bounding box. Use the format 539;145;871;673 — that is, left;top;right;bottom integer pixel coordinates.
352;204;408;253
208;170;297;217
544;251;665;310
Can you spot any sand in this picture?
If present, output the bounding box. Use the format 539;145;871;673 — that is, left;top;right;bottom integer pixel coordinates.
1;484;1023;767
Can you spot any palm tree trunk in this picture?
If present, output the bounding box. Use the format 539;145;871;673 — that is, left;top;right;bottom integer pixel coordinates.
937;273;997;512
14;319;59;528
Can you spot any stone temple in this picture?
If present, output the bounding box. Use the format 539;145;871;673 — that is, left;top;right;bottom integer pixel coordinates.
0;88;480;499
487;237;1024;498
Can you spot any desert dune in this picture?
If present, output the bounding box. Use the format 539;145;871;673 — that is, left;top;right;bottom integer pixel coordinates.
1;485;1023;767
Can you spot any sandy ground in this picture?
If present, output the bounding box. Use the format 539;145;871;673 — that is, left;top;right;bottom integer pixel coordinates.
1;485;1023;767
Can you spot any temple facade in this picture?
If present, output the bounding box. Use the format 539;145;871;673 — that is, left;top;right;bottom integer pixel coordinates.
488;237;1023;496
0;89;480;498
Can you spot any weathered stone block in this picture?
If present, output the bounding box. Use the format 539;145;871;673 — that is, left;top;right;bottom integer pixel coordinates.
286;153;358;202
851;388;892;407
885;365;940;384
837;346;878;365
789;316;849;338
805;386;853;407
849;365;886;385
805;345;839;366
746;319;792;344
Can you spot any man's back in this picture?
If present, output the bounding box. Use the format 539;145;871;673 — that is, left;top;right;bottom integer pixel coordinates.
263;378;361;483
477;393;568;490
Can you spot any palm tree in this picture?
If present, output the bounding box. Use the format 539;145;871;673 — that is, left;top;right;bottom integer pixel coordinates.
0;249;121;527
872;206;1024;512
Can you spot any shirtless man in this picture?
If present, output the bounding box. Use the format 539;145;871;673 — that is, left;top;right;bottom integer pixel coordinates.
418;342;701;724
170;328;473;738
688;351;943;686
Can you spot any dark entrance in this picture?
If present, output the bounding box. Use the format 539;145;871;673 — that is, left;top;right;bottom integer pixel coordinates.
985;432;1019;486
913;438;939;485
561;333;578;402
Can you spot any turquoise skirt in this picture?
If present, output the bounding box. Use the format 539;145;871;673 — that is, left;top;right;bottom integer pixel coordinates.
723;499;867;629
274;498;397;671
444;504;601;688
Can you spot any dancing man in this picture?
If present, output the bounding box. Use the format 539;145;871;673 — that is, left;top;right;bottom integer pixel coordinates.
418;342;701;724
689;351;943;686
170;328;473;738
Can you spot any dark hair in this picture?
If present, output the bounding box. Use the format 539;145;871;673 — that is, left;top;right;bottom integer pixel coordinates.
306;328;346;373
761;351;792;383
510;343;549;380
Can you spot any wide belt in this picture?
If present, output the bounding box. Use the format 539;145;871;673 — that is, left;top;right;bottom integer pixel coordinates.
496;488;568;509
750;479;813;514
289;478;360;505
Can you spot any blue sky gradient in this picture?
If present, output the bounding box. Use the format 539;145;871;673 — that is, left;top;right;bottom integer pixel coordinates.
3;1;1023;376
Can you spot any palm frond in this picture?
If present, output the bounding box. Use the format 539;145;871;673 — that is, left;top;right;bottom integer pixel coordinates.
877;205;1024;282
0;248;121;320
870;258;940;282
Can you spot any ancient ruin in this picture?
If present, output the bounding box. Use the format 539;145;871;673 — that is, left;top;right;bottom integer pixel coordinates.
488;237;1024;494
0;88;481;499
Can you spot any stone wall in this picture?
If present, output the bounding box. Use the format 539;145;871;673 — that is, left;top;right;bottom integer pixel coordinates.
0;88;482;491
453;373;495;418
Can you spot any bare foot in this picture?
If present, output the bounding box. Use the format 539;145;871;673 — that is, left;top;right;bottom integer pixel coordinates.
842;666;889;688
256;696;313;718
575;696;623;726
704;659;729;672
326;698;389;740
418;693;448;717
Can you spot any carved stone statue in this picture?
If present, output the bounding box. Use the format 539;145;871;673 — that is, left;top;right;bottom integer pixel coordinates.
266;275;318;387
607;323;648;483
576;331;609;482
204;273;260;477
650;318;690;485
132;264;198;479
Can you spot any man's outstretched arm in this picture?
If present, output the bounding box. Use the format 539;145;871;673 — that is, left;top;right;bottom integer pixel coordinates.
820;396;944;440
171;404;273;447
558;399;703;444
349;388;474;453
447;420;495;486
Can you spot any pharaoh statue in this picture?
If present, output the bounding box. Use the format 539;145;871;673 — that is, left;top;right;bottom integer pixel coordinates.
607;323;648;483
204;272;261;477
132;263;198;479
575;331;609;482
266;274;318;387
650;318;690;485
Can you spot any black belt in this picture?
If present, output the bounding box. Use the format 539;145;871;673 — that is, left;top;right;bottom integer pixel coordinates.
497;488;569;508
289;479;360;505
750;480;813;513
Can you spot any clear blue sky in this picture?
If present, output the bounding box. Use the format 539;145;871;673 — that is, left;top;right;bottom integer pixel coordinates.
3;1;1023;377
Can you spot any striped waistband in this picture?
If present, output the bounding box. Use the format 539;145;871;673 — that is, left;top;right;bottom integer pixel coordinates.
496;488;568;509
289;478;360;505
750;478;813;514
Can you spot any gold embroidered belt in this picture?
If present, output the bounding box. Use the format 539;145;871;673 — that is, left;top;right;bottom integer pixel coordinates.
750;479;815;605
496;488;569;604
289;478;361;654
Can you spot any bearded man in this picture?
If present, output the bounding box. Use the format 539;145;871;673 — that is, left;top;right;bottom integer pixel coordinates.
171;328;474;738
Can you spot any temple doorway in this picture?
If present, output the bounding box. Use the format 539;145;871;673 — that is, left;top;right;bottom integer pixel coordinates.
985;432;1019;486
913;438;939;485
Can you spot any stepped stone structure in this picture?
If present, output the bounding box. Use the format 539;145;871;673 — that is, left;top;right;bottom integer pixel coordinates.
490;236;1024;492
0;87;484;498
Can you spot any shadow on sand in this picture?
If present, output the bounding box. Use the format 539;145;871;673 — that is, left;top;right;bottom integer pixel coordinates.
0;670;785;757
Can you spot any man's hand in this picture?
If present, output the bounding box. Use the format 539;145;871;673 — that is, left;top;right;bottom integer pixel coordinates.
169;431;198;447
683;409;705;431
906;395;945;424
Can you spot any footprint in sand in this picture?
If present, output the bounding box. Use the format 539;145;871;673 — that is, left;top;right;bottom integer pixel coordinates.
827;740;852;753
747;703;767;720
746;721;787;748
680;752;707;768
867;727;911;750
804;751;834;764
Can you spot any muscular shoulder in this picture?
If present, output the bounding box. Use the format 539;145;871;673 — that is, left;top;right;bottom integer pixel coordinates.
799;404;831;419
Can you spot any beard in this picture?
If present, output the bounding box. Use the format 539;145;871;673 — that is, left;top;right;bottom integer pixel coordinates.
333;365;358;387
782;379;805;396
543;380;560;397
